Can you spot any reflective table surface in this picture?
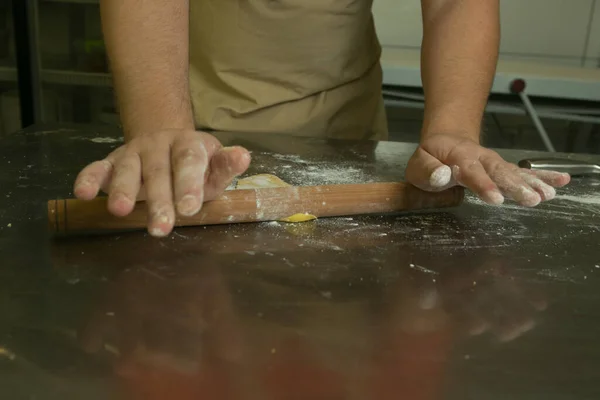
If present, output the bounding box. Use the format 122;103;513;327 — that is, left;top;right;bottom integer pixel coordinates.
1;124;600;399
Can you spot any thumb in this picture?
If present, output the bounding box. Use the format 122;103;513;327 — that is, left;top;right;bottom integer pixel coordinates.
405;147;455;191
203;146;251;201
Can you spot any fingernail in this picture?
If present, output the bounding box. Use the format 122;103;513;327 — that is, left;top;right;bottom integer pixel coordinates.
177;195;200;216
74;179;92;191
148;207;172;237
113;192;134;208
100;160;112;171
540;185;556;201
519;319;536;335
468;321;489;336
418;288;439;310
158;213;170;224
518;186;541;206
429;165;452;188
149;218;170;237
149;227;168;238
485;190;505;205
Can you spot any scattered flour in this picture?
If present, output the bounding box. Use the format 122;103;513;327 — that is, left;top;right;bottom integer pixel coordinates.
536;268;581;284
287;165;365;185
465;192;598;219
90;137;123;144
255;152;371;186
225;181;237;191
554;194;600;205
202;151;599;286
409;263;438;275
70;135;123;144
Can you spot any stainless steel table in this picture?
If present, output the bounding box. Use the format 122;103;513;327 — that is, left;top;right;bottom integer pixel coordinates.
1;124;599;399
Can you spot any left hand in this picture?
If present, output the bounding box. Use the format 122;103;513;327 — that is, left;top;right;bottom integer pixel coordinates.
405;134;571;206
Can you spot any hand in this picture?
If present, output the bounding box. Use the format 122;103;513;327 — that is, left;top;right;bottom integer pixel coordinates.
439;259;547;342
393;257;547;342
77;264;250;398
405;134;571;206
73;129;251;237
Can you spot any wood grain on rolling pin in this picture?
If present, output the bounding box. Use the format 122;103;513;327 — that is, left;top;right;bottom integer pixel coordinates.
47;182;464;234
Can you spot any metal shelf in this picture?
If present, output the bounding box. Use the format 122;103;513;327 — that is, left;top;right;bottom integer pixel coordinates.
41;70;111;87
0;66;18;82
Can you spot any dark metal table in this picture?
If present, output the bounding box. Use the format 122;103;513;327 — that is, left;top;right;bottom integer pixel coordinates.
1;124;600;399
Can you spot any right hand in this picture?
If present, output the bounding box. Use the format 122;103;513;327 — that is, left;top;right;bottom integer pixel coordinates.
406;134;570;206
73;129;251;237
438;259;547;342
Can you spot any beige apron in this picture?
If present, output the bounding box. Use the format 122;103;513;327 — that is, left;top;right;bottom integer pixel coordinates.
189;0;388;140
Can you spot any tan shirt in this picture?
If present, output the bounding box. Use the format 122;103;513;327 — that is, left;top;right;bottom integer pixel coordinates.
189;0;388;140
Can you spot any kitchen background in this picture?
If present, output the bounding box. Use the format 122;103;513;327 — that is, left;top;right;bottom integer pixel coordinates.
1;0;599;152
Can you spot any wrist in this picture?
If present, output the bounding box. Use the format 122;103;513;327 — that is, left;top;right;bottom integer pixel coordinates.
421;115;482;144
421;100;484;144
122;112;195;141
420;128;480;145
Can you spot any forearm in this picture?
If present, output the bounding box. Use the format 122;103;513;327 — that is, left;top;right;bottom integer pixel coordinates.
419;0;500;143
100;0;193;140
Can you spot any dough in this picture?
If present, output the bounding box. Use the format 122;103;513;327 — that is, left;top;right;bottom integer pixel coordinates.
235;173;317;223
235;173;291;189
279;213;317;222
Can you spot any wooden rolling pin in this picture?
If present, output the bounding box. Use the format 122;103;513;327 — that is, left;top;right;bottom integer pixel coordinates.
48;182;464;234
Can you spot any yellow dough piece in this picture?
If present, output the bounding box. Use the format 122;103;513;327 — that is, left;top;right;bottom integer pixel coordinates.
235;173;291;189
279;213;317;223
236;174;317;223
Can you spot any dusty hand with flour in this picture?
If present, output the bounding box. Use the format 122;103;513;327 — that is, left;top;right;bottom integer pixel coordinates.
74;130;251;237
73;0;569;237
405;134;571;206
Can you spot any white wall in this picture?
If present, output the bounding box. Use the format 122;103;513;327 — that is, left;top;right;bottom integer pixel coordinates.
373;0;600;68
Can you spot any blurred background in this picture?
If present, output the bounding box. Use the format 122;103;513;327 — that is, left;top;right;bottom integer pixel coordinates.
1;0;600;153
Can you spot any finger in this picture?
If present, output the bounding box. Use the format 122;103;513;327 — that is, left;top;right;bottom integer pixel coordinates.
493;316;536;343
487;165;541;207
204;146;252;201
171;139;210;217
77;282;120;354
466;317;490;336
405;147;455;191
107;152;142;217
74;149;122;200
518;171;556;201
444;286;491;336
523;284;548;311
77;308;112;354
141;147;175;237
417;287;440;310
453;160;504;205
484;281;538;342
135;141;246;205
522;169;571;188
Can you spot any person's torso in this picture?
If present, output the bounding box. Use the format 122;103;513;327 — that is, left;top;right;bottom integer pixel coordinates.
189;0;388;140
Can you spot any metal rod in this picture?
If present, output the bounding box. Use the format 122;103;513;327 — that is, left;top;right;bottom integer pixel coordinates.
11;0;35;127
28;0;44;122
383;98;600;127
517;92;556;152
